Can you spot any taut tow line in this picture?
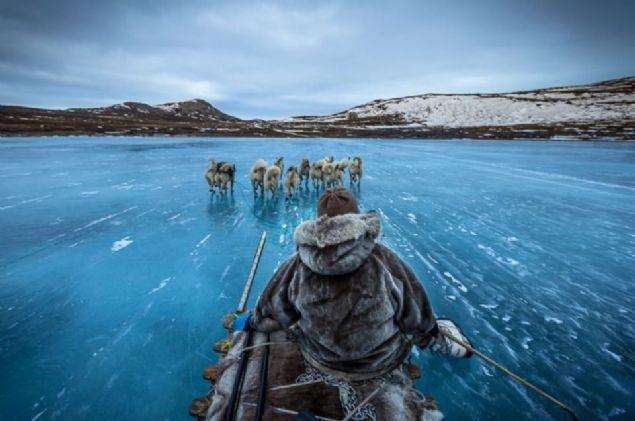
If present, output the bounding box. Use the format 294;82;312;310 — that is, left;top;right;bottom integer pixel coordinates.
441;330;579;420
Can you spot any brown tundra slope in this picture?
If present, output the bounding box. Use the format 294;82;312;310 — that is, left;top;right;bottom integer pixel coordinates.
1;77;634;140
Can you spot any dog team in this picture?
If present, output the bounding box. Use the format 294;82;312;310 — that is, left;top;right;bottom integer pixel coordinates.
204;156;363;198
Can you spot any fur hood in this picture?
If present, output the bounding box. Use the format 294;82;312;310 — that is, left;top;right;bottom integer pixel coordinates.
294;212;381;275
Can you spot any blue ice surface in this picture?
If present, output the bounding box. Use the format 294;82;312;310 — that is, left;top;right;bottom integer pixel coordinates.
0;136;634;420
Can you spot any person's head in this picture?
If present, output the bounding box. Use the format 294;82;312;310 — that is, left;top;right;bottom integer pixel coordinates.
317;187;359;217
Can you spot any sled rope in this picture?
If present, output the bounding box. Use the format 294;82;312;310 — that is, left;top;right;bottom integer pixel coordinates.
243;402;339;421
269;379;324;391
296;363;377;421
440;330;579;420
240;340;292;353
341;383;384;421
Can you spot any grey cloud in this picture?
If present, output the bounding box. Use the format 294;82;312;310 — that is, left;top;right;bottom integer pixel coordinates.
0;0;633;118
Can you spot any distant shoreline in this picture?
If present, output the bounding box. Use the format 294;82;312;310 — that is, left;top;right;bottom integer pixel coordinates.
2;76;634;140
0;133;631;142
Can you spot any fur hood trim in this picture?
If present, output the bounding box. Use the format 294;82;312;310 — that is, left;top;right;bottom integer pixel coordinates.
294;211;381;248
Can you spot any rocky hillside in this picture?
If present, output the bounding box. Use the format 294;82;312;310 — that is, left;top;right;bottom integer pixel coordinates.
1;77;633;139
0;99;252;137
73;99;239;122
284;76;635;139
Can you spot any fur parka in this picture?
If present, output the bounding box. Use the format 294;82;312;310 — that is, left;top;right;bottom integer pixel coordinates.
252;211;437;380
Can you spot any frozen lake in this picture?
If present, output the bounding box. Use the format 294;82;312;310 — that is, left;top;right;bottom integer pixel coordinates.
0;137;634;420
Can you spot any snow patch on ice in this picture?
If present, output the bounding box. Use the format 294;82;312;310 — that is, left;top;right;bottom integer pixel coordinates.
443;271;468;292
190;233;212;256
400;192;418;202
544;316;563;325
31;409;46;421
80;191;99;197
601;343;622;362
481;366;494;377
75;206;137;232
111;236;133;252
149;277;172;294
521;337;533;350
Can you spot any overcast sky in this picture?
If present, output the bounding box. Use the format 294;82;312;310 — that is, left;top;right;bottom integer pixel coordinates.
1;0;634;118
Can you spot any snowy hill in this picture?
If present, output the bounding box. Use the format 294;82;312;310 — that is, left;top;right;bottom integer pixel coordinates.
73;99;239;122
293;77;635;129
1;76;633;139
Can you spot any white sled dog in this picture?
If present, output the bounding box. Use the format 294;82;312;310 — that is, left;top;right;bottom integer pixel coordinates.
321;162;338;189
335;157;350;185
264;158;284;198
310;159;325;190
284;166;300;199
250;159;268;196
349;156;363;187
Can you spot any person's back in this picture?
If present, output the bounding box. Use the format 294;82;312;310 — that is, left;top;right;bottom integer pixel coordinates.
252;187;469;380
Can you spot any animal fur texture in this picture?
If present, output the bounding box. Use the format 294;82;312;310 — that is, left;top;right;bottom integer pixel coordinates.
204;158;218;191
337;157;350;170
335;165;346;186
299;158;310;187
321;162;337;189
264;165;281;197
250;159;268;195
253;211;437;380
294;212;381;248
205;158;235;193
273;157;284;180
349;156;363;186
309;160;324;190
284;166;300;198
216;162;235;193
207;330;443;420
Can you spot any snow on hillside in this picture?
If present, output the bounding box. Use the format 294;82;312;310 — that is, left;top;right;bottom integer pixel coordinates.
306;77;635;128
350;94;633;127
154;103;180;113
72;99;239;121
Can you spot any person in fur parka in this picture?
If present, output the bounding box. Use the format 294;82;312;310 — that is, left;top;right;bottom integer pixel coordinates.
251;186;471;382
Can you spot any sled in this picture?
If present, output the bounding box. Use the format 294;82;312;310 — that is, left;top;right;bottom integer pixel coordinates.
190;231;441;421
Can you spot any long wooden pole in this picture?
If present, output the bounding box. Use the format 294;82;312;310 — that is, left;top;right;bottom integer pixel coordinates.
237;231;267;313
223;231;268;421
440;330;579;420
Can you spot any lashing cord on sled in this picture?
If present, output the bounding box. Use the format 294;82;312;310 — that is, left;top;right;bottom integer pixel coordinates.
441;330;579;420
